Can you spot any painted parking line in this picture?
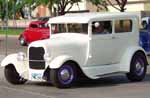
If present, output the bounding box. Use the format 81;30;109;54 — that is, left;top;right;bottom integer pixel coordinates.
0;85;54;98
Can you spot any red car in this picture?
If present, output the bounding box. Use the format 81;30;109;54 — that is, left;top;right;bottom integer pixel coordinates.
19;21;49;46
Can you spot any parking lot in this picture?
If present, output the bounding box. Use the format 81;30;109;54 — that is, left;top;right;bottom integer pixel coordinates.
0;35;150;98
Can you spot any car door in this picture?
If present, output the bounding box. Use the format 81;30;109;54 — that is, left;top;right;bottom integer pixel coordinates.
112;19;134;63
87;20;117;66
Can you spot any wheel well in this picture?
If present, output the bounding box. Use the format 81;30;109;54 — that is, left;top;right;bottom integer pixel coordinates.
133;50;148;65
63;60;89;79
64;60;80;68
43;60;88;82
63;60;82;73
5;64;15;69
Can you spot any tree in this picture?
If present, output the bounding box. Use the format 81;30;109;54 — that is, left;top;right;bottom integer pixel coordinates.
16;0;35;18
0;0;7;21
0;0;14;26
88;0;127;12
87;0;108;11
55;0;82;15
35;0;82;16
107;0;127;12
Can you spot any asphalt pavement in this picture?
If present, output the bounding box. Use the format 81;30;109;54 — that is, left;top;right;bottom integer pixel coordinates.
0;35;150;98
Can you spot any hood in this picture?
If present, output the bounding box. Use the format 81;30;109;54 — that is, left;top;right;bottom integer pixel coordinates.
28;33;89;51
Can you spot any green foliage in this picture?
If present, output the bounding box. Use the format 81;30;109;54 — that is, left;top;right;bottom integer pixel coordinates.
0;0;35;20
0;29;23;35
0;0;128;21
0;0;6;20
0;0;82;20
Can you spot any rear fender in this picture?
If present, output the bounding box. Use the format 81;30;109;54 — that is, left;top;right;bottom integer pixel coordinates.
119;46;148;72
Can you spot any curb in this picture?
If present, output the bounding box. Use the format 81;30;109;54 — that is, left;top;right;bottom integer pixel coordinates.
0;35;19;37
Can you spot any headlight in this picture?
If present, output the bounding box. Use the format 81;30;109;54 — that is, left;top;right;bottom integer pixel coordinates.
17;52;26;61
44;53;51;62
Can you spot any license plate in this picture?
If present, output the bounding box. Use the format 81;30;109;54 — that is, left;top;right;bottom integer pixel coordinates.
31;73;42;80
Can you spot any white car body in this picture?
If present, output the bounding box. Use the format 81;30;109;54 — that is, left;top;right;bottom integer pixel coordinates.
1;12;149;87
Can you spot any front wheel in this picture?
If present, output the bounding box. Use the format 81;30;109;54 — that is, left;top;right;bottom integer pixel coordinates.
19;36;27;46
50;62;77;88
126;52;147;82
4;65;27;84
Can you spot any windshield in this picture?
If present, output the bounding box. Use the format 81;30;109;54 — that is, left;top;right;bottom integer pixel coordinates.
51;23;88;34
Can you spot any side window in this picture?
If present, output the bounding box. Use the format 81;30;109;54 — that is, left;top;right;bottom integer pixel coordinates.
92;21;112;35
30;24;38;28
39;23;49;28
115;19;132;33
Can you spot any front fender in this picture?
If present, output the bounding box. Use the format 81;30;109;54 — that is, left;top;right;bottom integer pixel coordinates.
120;46;148;72
49;55;74;69
1;54;19;67
1;54;28;77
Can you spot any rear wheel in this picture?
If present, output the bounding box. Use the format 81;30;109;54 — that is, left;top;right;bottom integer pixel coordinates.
50;62;77;88
126;52;147;81
4;65;27;84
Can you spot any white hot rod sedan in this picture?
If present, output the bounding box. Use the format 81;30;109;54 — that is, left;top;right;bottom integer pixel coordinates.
1;12;149;88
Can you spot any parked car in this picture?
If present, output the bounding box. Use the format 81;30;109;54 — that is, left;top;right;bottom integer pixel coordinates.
19;20;49;46
141;17;149;29
140;17;150;54
1;12;149;88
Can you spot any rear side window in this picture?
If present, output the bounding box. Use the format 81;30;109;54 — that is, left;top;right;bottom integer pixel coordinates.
115;19;132;33
39;23;49;28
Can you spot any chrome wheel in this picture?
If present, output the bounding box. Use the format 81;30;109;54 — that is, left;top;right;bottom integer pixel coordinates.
126;52;147;82
135;59;144;76
58;65;74;85
50;62;77;88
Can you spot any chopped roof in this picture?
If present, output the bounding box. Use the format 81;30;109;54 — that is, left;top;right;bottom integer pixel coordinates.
48;12;139;24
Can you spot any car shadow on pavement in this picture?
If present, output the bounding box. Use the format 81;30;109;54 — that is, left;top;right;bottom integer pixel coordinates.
143;73;150;82
24;74;150;89
74;75;130;88
73;71;150;88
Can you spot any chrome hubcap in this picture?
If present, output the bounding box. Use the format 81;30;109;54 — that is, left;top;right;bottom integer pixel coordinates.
136;62;142;71
60;69;70;81
135;60;144;76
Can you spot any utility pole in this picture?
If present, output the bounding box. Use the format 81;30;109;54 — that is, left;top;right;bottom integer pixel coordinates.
5;0;8;56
